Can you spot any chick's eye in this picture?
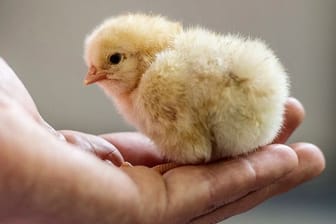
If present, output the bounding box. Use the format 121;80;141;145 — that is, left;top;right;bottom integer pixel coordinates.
109;53;122;65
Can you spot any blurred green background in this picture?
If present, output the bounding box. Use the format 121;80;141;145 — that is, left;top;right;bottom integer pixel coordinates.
0;0;334;223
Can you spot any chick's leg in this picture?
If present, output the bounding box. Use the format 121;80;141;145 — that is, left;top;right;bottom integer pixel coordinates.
152;163;181;174
121;161;133;168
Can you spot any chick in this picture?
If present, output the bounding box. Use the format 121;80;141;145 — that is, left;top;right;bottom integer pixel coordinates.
84;14;289;164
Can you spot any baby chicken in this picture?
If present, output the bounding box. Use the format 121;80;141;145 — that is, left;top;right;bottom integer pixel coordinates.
84;14;289;164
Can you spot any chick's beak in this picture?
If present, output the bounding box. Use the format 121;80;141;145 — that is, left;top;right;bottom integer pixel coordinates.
84;66;107;85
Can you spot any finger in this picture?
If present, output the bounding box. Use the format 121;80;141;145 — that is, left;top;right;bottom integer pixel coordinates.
268;143;325;193
273;97;305;144
163;145;298;223
60;130;124;166
190;143;325;224
100;132;164;166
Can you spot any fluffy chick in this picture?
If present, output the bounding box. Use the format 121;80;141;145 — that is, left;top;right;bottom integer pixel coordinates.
84;14;289;164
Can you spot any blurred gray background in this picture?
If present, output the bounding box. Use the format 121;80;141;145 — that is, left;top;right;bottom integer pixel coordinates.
0;0;335;223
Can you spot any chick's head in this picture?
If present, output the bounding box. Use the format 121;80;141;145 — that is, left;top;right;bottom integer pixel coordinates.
84;14;182;95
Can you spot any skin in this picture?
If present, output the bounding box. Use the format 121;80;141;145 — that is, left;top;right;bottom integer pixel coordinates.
0;58;325;224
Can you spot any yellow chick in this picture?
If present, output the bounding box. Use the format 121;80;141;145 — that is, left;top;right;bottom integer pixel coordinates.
84;14;289;164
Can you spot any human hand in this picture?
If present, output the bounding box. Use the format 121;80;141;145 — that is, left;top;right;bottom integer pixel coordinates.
0;59;325;224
